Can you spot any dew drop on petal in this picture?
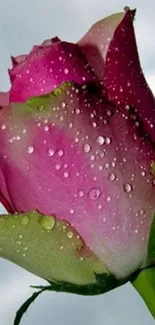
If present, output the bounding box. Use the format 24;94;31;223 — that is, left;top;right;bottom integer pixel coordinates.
64;171;69;178
57;149;64;157
67;231;73;239
97;136;105;145
105;137;112;145
48;148;55;156
64;68;69;74
27;145;34;154
1;124;6;130
83;143;91;153
123;183;133;193
39;215;56;230
79;190;84;197
21;215;30;226
108;173;116;182
88;188;101;200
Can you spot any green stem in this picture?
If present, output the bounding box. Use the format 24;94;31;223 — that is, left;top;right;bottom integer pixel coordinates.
131;267;155;318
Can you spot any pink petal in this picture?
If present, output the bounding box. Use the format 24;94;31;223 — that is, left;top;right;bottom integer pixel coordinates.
9;42;96;103
0;92;9;107
78;9;155;141
11;54;28;67
0;82;155;278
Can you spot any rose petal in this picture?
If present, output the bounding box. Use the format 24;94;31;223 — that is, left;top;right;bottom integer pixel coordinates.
0;92;9;107
9;41;96;103
0;82;155;278
78;11;125;80
0;210;109;288
78;10;155;141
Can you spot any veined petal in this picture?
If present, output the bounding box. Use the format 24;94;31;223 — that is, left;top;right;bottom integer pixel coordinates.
0;82;155;278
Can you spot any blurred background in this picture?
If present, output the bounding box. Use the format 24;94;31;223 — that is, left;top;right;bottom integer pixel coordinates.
0;0;154;324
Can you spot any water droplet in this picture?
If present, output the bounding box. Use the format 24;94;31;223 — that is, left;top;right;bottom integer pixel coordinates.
48;148;55;156
21;215;30;226
75;108;80;115
44;125;49;132
141;171;146;177
123;183;133;193
16;240;22;245
139;209;145;216
55;164;61;170
97;136;105;145
105;137;112;145
88;188;101;200
1;124;6;130
60;245;64;250
83;143;91;153
67;231;73;239
108;173;116;182
61;102;66;108
27;145;34;154
79;190;84;197
64;171;69;178
70;209;75;214
38;104;45;111
64;68;69;74
57;149;64;157
107;196;111;202
39;215;56;230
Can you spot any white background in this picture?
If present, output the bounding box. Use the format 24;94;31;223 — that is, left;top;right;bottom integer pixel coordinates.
0;0;155;324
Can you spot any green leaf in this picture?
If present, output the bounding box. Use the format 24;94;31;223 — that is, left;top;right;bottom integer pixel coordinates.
144;213;155;266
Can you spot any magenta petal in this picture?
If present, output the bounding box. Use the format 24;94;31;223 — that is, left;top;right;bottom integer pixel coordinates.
11;54;28;67
9;42;96;103
79;10;155;141
1;82;155;278
0;92;9;107
104;10;155;141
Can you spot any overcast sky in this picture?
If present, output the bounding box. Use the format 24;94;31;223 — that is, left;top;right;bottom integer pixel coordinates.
0;0;155;325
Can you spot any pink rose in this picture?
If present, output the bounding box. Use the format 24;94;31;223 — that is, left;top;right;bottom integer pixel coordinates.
0;8;155;324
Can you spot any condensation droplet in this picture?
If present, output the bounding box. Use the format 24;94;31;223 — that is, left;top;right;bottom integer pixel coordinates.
88;188;101;200
27;145;34;154
83;143;91;153
39;215;56;230
1;124;6;130
108;173;116;182
67;231;73;239
64;68;69;74
139;209;145;216
38;104;45;112
48;148;55;156
21;215;30;226
107;196;111;202
97;136;105;145
57;149;64;157
79;190;84;197
60;245;64;250
123;183;133;193
105;137;112;145
64;171;69;178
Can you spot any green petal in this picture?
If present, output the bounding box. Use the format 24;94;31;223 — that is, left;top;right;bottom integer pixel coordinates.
0;210;125;292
